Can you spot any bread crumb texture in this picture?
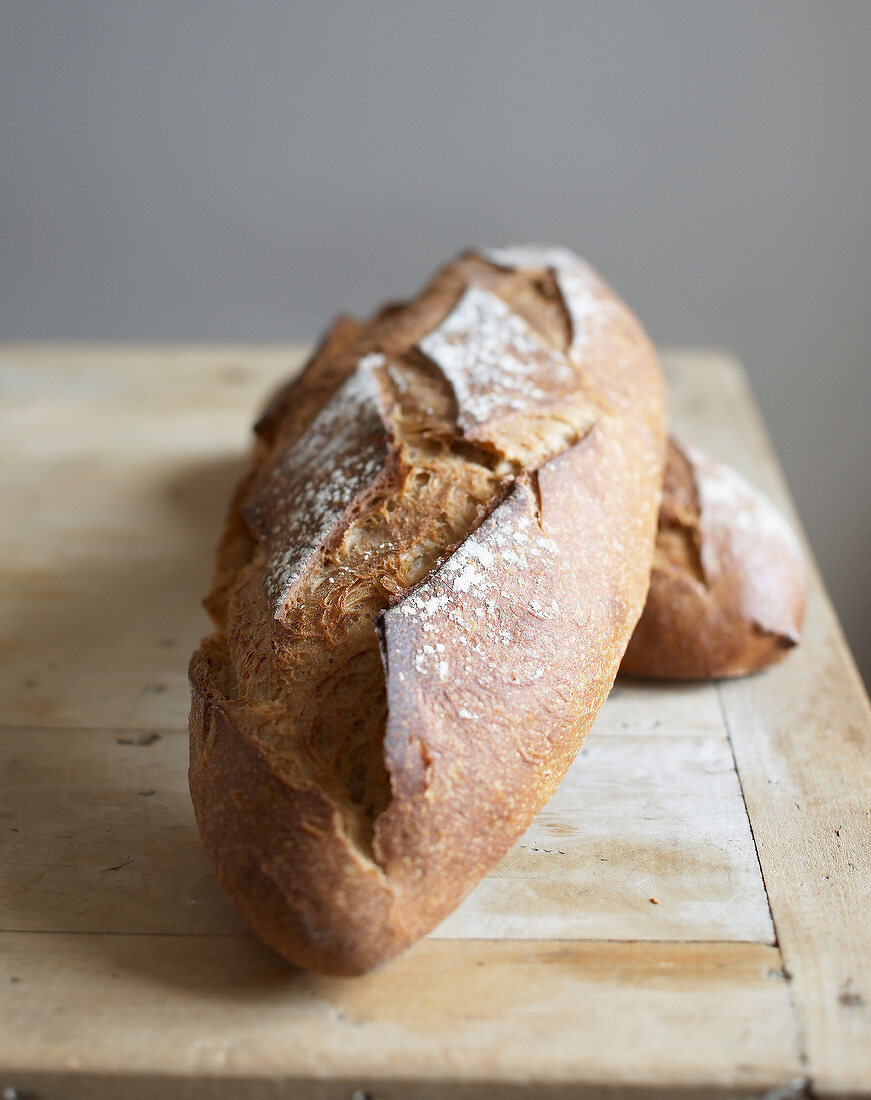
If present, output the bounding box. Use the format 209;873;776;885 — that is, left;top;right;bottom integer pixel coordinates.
189;246;666;973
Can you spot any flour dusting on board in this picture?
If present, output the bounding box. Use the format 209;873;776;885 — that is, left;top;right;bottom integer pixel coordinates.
418;284;574;434
244;354;389;621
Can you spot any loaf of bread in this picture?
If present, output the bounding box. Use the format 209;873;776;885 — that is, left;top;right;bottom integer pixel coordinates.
189;245;666;974
621;437;805;680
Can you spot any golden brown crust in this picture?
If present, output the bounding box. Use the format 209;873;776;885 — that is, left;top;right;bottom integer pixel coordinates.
189;245;666;974
189;646;405;975
621;438;806;681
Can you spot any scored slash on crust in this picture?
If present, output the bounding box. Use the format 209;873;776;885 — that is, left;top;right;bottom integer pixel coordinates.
243;356;392;623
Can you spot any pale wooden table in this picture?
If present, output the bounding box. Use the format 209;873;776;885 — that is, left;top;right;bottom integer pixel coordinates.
1;345;869;1099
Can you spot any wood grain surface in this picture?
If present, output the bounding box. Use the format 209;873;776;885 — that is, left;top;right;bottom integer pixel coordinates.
1;344;868;1098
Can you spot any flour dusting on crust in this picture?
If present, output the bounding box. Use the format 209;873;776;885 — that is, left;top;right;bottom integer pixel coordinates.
384;478;561;692
480;244;619;360
418;283;574;435
688;443;804;642
689;445;800;554
244;354;390;621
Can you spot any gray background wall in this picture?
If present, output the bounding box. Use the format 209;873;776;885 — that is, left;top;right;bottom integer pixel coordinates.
2;1;869;685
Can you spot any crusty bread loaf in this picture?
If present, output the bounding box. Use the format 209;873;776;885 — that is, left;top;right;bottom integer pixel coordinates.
621;437;805;680
189;245;666;975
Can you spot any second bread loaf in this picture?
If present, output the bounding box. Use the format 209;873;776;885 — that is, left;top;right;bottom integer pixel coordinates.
621;437;805;679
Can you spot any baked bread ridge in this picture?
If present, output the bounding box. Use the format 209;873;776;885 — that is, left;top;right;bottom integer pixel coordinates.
189;245;666;974
620;437;805;680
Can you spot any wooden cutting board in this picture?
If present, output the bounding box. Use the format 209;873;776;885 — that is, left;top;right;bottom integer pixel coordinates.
1;345;869;1099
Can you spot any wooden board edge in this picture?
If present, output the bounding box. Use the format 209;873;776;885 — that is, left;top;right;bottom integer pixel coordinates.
708;365;871;1096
